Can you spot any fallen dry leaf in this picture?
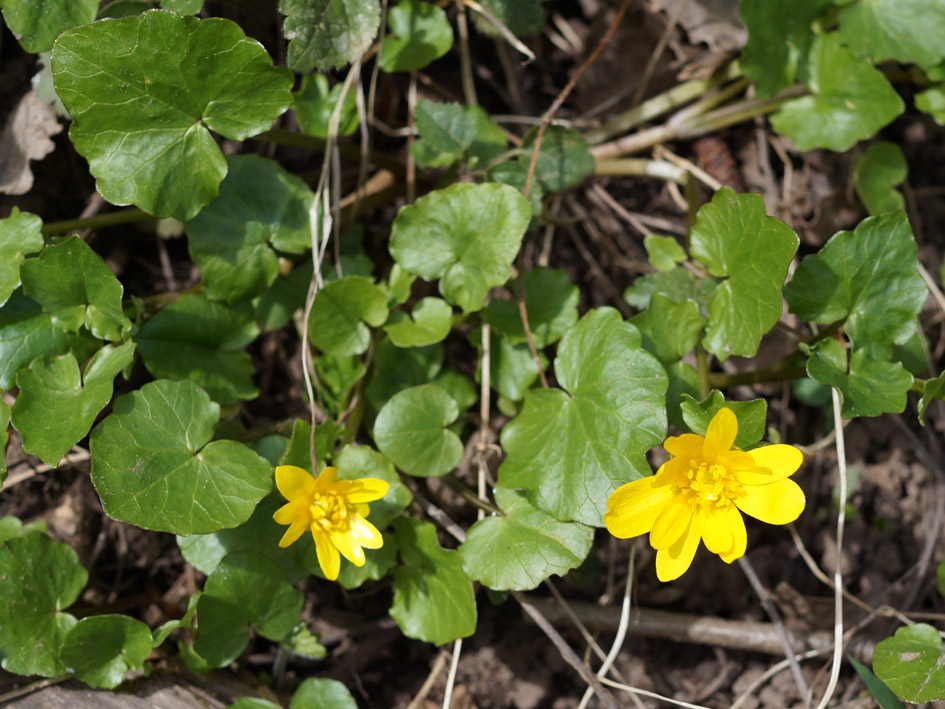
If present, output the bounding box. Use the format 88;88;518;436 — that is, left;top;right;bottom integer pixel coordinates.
0;89;62;195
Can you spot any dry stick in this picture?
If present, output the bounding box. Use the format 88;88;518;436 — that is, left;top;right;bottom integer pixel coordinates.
629;0;690;108
513;592;618;709
813;387;848;709
442;637;463;709
597;677;711;709
730;649;831;709
464;0;535;61
407;650;450;709
406;72;418;205
543;579;626;678
737;556;809;698
577;544;638;709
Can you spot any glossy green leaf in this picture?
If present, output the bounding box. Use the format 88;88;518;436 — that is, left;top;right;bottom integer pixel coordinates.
229;699;281;709
415;99;476;157
432;368;478;412
916;86;945;125
290;678;357;709
374;384;462;477
460;487;593;591
643;234;687;272
98;1;152;18
59;615;152;689
474;0;543;37
280;418;342;473
0;208;43;308
664;360;699;430
162;0;203;13
784;212;926;351
874;624;945;702
770;34;904;152
90;380;272;534
12;342;135;466
0;0;97;52
690;188;798;361
0;533;87;676
384;297;453;347
466;106;508;167
518;126;594;192
837;0;945;69
185;155;314;303
293;73;359;138
151;593;199;647
849;656;905;709
0;293;97;389
804;339;913;418
482;267;579;348
385;264;416;306
390;518;476;645
366;340;443;410
52;11;293;220
282;623;327;659
919;372;945;426
487;161;544;218
498;308;667;526
624;267;717;312
0;516;47;543
473;328;543;402
0;400;9;484
335;444;412;529
855;142;907;216
631;293;705;363
308;276;389;356
20;236;130;341
739;0;833;97
178;493;314;584
379;0;453;73
194;551;303;667
335;537;398;589
315;354;366;417
136;295;259;405
390;182;531;313
281;0;380;72
680;391;767;449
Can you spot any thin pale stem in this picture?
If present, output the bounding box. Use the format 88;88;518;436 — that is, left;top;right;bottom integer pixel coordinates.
42;208;152;235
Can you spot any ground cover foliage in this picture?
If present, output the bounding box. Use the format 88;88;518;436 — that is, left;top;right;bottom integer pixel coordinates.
2;0;945;706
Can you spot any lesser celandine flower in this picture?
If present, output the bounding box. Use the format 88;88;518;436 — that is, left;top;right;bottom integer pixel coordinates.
273;465;389;580
604;407;805;582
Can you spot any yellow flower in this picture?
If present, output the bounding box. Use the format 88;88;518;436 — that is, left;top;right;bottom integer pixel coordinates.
273;465;390;581
603;407;805;582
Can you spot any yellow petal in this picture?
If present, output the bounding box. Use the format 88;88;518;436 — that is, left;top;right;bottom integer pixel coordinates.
343;478;391;504
663;433;704;461
273;500;309;526
603;475;675;539
716;450;754;471
655;514;701;582
744;444;803;481
330;529;366;566
275;465;317;503
719;508;747;564
313;528;341;580
735;478;806;525
348;514;383;549
278;514;309;548
314;466;338;491
650;497;693;550
700;505;733;556
704;407;737;461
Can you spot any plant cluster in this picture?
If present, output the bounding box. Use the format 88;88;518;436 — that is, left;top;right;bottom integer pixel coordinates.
1;0;945;705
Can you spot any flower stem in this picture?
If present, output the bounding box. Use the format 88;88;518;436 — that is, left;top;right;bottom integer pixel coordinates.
695;343;710;399
42;207;153;235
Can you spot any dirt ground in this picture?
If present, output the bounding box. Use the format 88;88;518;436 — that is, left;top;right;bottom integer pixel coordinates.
3;0;945;707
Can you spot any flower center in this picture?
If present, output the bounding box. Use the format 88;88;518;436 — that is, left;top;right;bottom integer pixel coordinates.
683;460;743;509
310;490;348;531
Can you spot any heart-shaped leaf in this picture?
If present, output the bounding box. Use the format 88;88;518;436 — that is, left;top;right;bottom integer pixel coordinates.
281;0;380;72
384;297;453;347
0;533;87;676
185;155;314;304
0;208;43;308
378;0;453;73
784;212;926;351
0;0;97;52
873;623;945;702
13;342;135;466
680;391;768;449
498;308;667;525
481;267;579;348
390;518;476;645
136;295;259;405
460;487;593;591
690;188;798;361
308;276;389;356
90;379;272;534
836;0;945;69
855;142;907;216
59;615;152;689
20;235;131;341
631;293;705;363
373;384;463;477
52;11;293;219
390;182;531;313
290;678;358;709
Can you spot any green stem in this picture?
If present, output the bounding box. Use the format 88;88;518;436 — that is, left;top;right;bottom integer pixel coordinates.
676;86;807;140
584;61;742;145
42;208;152;235
441;475;502;516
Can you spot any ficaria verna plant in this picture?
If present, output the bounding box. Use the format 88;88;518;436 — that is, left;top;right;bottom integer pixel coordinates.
1;0;945;706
